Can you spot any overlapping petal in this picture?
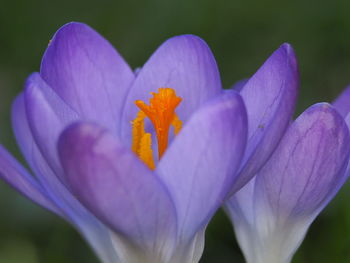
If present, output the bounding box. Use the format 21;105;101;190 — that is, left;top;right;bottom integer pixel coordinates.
12;76;121;263
226;103;350;263
13;82;88;218
333;85;350;117
157;91;247;241
12;91;74;217
24;73;78;182
121;35;222;142
0;145;61;215
58;122;177;258
231;43;299;193
256;103;350;217
41;22;135;134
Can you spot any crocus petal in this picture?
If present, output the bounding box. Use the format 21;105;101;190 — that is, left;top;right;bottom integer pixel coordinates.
333;85;350;117
12;90;76;216
24;73;78;182
13;84;125;263
157;91;247;241
77;222;122;263
231;78;248;92
257;103;350;216
40;22;135;133
58;122;177;258
226;103;350;263
12;92;47;176
0;145;61;215
121;35;222;141
232;43;299;193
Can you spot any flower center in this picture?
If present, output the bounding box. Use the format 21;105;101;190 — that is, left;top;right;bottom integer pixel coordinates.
131;88;182;170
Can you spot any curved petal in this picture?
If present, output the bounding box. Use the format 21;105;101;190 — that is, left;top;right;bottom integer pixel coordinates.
226;103;350;263
58;122;177;258
256;103;350;217
40;22;135;133
13;87;130;263
120;35;222;142
231;43;299;194
12;90;78;215
156;91;247;241
0;145;61;215
24;73;78;182
333;85;350;117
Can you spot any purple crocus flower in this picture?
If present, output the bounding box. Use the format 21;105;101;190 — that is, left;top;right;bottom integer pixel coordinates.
226;101;350;263
0;22;250;263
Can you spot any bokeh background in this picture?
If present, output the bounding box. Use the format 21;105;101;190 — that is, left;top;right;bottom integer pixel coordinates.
1;0;350;262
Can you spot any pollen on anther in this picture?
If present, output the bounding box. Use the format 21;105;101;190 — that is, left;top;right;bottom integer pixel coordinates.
131;111;147;154
131;110;156;170
172;114;182;135
138;133;155;170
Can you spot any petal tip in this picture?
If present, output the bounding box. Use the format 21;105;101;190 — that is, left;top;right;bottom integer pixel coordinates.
160;34;214;57
24;73;43;99
24;72;41;89
50;21;93;37
165;34;206;44
302;102;350;140
305;102;333;115
59;122;102;145
41;22;102;71
277;42;298;68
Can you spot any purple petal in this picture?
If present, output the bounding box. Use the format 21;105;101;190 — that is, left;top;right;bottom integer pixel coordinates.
40;22;134;134
0;145;61;215
58;122;177;252
120;35;222;141
13;78;101;222
156;91;247;240
333;85;350;117
24;73;78;182
225;177;256;227
256;103;350;217
12;94;121;261
231;78;248;92
232;43;299;193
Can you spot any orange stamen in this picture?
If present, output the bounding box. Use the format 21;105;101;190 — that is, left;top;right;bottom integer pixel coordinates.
131;111;155;169
131;87;182;169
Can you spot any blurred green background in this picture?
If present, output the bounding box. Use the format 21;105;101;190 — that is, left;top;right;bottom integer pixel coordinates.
1;0;350;262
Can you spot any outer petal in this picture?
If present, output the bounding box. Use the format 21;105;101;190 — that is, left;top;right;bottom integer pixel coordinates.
334;88;350;182
0;145;61;215
13;82;121;263
121;35;222;141
12;90;77;216
24;73;78;182
232;43;299;193
226;103;350;263
156;91;247;241
333;85;350;117
257;103;350;217
40;22;134;133
58;122;177;260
